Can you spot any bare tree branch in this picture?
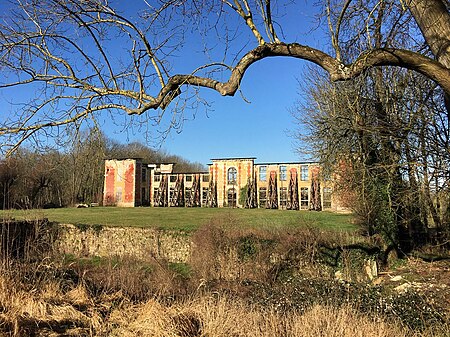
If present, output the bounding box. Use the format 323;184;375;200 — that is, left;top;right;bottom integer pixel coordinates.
0;0;449;154
223;0;265;45
136;42;450;113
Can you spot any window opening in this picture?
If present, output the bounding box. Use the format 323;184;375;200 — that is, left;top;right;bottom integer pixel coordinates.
115;187;123;203
300;187;309;209
259;187;267;208
301;166;309;181
185;187;192;205
202;187;208;206
141;187;146;203
279;166;287;181
169;187;175;202
323;188;332;208
227;167;237;184
259;166;267;181
280;187;287;208
227;187;237;207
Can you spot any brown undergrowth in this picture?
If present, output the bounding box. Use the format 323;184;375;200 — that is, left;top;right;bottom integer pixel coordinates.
0;220;448;336
189;217;374;283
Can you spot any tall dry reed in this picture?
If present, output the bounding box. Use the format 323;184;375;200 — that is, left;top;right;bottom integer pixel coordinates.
107;295;442;337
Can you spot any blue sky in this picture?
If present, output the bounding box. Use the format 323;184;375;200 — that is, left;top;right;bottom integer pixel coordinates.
1;1;328;165
134;57;310;164
114;1;327;165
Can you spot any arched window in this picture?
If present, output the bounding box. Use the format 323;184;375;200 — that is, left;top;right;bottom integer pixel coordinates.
227;167;237;184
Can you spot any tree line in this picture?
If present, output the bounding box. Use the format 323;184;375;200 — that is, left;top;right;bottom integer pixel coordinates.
0;130;204;209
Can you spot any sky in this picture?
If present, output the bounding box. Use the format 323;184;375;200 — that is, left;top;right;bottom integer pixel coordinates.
115;1;327;165
118;56;313;165
1;1;328;166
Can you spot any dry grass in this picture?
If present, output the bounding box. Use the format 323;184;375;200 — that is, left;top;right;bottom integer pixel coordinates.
0;258;448;337
0;220;448;336
0;270;98;336
108;296;432;337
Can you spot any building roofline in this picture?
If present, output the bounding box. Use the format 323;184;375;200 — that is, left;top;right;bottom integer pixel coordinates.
105;156;318;168
210;157;256;161
255;161;318;166
104;158;178;165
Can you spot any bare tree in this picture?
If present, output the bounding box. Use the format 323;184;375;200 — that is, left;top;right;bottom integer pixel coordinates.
0;0;449;153
0;157;19;209
0;130;205;208
295;61;450;250
62;128;107;205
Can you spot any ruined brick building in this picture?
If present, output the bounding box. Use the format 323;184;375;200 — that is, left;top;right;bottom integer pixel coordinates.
103;157;341;210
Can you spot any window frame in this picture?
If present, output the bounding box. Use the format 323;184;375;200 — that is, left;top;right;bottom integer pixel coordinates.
279;165;287;181
300;187;309;209
227;167;237;185
280;187;287;207
259;187;267;208
300;166;309;181
202;187;208;206
259;166;267;181
323;187;332;209
227;187;237;207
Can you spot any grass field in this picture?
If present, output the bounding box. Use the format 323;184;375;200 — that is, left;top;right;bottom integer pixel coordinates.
0;207;356;232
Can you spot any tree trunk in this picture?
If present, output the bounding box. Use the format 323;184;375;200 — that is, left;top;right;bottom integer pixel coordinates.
408;0;450;66
408;0;450;110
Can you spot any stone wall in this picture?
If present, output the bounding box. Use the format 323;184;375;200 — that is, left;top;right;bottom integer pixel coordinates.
1;221;378;282
55;224;191;263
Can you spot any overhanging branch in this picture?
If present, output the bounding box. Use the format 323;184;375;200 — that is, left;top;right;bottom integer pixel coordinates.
134;42;450;113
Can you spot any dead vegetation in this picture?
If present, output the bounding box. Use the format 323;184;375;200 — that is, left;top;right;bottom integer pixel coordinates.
0;220;448;336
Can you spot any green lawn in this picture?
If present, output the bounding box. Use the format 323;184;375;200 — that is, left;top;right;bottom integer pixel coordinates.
0;207;356;232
